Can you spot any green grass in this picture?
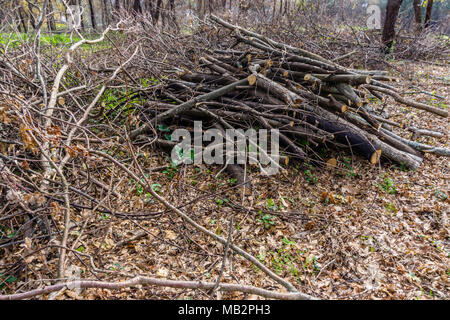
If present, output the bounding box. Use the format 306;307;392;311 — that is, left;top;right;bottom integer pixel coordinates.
0;32;111;51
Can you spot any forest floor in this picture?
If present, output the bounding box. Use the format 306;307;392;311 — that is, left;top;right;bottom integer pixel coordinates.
0;19;448;299
36;59;447;300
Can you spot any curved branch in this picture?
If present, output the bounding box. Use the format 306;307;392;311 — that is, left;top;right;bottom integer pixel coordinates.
0;276;318;300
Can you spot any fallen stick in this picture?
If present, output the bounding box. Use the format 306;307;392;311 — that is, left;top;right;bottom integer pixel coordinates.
381;129;450;157
0;276;318;300
407;127;445;139
365;85;448;117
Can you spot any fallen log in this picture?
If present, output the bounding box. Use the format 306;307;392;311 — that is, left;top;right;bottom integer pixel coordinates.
365;85;448;117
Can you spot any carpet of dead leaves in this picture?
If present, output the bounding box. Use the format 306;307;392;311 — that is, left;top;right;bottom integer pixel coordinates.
1;60;448;300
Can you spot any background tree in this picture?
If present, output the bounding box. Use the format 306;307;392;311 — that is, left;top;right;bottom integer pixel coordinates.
382;0;403;50
413;0;422;31
424;0;434;28
413;0;435;31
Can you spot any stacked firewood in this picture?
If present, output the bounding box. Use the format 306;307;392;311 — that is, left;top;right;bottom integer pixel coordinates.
132;15;448;171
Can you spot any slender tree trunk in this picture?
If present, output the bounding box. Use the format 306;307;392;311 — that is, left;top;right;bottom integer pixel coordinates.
382;0;403;51
413;0;422;32
169;0;177;29
88;0;97;30
79;0;86;30
28;6;36;29
209;0;213;15
18;7;29;33
101;0;111;28
47;0;57;31
148;0;154;15
133;0;142;14
272;0;277;22
153;0;163;25
424;0;434;29
197;0;207;19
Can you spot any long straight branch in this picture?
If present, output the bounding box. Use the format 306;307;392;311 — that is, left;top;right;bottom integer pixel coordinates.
0;276;318;300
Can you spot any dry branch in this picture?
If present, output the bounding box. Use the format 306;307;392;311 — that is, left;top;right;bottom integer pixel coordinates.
0;276;318;300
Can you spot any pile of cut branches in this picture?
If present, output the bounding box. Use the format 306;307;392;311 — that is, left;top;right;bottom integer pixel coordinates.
133;15;448;174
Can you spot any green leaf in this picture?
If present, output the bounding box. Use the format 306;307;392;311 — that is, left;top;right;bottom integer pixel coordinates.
151;183;162;192
157;124;170;132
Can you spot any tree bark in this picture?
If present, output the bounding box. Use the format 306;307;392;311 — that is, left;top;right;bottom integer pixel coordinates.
47;0;57;31
18;6;29;33
424;0;434;29
101;0;111;28
413;0;422;32
133;0;143;14
153;0;163;24
382;0;403;51
88;0;97;30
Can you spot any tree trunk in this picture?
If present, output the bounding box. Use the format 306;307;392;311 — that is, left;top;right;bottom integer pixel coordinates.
101;0;110;28
424;0;434;29
168;0;177;29
47;0;57;31
197;0;207;19
133;0;142;14
18;5;29;33
88;0;97;30
79;0;86;30
153;0;163;25
413;0;422;32
382;0;403;51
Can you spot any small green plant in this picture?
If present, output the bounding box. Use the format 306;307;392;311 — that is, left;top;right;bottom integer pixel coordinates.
0;273;18;290
215;198;224;207
268;238;318;279
0;225;15;239
151;183;162;192
100;88;141;121
100;212;111;220
135;183;144;196
298;137;310;151
435;189;448;201
384;202;398;214
157;124;171;132
304;168;318;184
436;101;448;109
379;175;397;194
109;262;124;271
397;162;409;172
141;76;160;87
162;161;179;180
258;210;275;229
319;147;328;158
266;198;277;211
342;157;356;178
